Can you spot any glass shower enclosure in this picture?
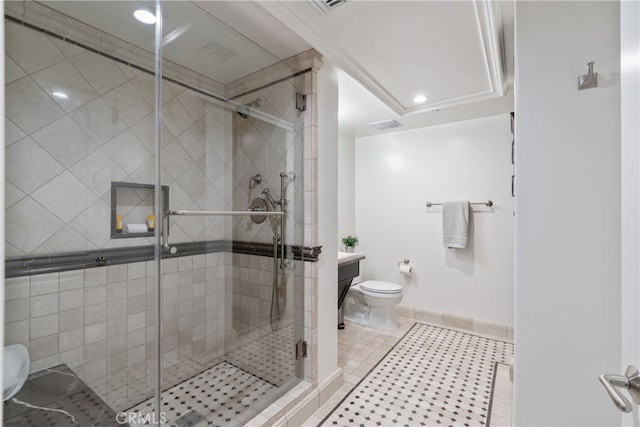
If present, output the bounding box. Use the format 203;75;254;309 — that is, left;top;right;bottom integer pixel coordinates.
4;1;306;425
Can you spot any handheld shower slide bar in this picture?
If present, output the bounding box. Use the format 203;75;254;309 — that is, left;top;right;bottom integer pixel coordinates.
252;172;291;269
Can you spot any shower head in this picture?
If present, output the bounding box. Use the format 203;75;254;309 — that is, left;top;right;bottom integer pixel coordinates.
249;174;262;190
235;97;262;119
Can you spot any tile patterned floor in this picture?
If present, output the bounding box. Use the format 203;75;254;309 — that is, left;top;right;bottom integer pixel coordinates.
304;317;514;427
107;353;210;413
127;323;299;426
128;362;276;426
225;323;296;387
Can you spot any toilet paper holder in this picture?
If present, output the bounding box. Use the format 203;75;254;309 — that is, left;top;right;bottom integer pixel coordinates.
398;259;410;267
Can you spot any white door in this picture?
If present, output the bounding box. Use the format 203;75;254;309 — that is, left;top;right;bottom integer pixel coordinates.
579;0;640;423
610;0;640;422
514;1;628;425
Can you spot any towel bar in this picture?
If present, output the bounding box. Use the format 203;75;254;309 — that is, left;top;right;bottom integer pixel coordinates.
425;200;493;208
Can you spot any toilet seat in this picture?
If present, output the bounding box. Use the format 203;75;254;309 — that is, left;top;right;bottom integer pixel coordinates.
359;280;403;294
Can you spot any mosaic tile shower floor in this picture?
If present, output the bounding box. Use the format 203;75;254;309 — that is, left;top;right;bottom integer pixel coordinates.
224;323;296;387
127;323;297;426
319;322;514;427
128;362;275;427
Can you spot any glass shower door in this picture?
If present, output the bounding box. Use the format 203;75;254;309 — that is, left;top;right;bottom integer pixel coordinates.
135;82;306;426
3;1;163;424
140;1;306;425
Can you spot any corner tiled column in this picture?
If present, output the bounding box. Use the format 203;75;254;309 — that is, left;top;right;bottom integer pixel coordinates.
297;51;323;385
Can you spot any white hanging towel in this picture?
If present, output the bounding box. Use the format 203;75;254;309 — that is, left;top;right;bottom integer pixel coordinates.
442;200;470;249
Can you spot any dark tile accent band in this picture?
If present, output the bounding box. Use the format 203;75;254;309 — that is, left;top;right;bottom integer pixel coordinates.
5;241;322;278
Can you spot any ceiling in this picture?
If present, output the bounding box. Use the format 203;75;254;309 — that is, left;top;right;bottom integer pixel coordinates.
40;0;514;138
255;0;514;137
40;1;309;84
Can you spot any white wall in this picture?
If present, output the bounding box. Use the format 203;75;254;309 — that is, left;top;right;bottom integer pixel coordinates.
514;2;621;425
355;114;514;326
337;127;356;245
317;60;339;382
337;72;357;244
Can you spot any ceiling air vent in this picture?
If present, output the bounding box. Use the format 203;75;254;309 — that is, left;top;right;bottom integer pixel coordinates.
196;41;237;62
370;120;401;131
310;0;347;15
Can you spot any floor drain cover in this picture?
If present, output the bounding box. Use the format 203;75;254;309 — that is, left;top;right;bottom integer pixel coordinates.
175;410;205;427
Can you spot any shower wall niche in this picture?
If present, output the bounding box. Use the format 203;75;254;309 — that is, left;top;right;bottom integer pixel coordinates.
110;181;169;238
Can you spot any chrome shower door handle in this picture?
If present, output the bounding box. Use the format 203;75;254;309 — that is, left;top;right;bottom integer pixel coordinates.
162;212;177;254
599;365;640;412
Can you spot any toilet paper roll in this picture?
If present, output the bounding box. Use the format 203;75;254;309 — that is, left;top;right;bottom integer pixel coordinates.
125;223;148;233
399;264;413;275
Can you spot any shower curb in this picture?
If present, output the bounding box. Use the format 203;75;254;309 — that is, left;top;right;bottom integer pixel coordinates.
246;368;344;427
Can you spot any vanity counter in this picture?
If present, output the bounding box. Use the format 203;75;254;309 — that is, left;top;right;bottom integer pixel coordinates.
337;251;365;266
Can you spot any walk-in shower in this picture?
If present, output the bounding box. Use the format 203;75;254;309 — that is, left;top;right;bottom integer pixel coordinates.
3;1;312;425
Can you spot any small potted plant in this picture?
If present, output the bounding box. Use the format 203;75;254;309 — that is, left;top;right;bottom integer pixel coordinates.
342;235;359;252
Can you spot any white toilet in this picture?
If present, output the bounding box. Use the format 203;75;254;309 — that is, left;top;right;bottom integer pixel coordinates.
3;344;30;401
343;280;404;331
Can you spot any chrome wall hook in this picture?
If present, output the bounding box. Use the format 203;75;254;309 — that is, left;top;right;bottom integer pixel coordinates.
397;259;410;267
578;61;598;90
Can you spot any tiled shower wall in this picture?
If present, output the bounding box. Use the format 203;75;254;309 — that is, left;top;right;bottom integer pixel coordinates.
4;15;233;410
230;76;305;335
231;81;305;246
227;50;322;383
5;18;232;256
5;254;230;411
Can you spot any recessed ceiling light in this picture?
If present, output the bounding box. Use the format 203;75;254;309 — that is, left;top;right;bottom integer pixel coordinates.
414;95;428;104
134;9;156;25
52;91;68;99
